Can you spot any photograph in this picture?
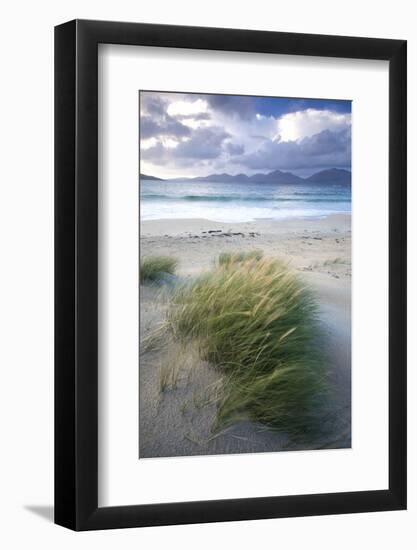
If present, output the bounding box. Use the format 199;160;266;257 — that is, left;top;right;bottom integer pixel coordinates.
0;2;409;541
139;91;352;458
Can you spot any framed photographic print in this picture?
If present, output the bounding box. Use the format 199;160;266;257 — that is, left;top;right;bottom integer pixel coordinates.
55;20;407;530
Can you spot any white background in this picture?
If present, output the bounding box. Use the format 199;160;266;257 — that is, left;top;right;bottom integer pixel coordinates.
99;46;389;506
0;0;415;548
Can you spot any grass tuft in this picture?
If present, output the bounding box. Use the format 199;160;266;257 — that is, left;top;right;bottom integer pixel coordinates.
140;256;177;283
217;249;263;266
159;359;181;392
167;255;328;439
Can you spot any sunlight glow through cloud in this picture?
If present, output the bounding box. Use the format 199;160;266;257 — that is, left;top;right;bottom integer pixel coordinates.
277;109;351;142
140;92;351;178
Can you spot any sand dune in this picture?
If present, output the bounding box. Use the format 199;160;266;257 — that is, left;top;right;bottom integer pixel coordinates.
139;214;351;458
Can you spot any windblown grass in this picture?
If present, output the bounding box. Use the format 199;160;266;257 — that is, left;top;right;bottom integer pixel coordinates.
140;255;177;283
159;359;181;392
217;249;263;266
168;255;328;439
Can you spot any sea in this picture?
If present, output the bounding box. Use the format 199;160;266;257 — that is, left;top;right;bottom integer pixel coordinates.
140;179;351;223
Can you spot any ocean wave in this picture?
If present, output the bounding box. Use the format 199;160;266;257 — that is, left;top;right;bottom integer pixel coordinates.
140;203;351;223
292;190;346;196
140;180;351;222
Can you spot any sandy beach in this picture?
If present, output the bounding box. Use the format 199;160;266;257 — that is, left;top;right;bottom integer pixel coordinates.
139;214;351;458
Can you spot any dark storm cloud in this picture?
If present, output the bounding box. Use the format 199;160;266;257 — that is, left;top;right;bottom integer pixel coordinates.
235;127;351;171
203;94;256;119
140;116;191;139
226;142;245;155
140;93;191;140
142;126;231;166
301;127;350;156
141;94;166;116
176;127;230;159
140;92;352;176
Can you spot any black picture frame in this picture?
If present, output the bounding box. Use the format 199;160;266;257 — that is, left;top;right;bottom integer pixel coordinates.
55;19;407;531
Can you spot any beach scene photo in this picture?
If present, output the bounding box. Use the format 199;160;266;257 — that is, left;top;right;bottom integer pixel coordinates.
139;91;351;458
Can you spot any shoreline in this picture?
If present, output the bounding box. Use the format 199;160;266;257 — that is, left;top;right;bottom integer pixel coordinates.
140;214;351;276
140;213;351;236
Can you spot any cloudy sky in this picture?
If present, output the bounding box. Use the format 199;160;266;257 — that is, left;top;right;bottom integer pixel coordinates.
140;91;351;179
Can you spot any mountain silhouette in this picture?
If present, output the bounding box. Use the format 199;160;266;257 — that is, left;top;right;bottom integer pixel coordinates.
140;168;351;185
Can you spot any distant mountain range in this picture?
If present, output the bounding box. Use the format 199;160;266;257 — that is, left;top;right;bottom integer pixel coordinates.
305;169;351;184
140;168;351;185
139;173;163;181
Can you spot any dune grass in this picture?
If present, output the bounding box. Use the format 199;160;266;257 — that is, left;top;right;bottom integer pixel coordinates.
167;255;328;439
217;249;263;266
140;255;177;283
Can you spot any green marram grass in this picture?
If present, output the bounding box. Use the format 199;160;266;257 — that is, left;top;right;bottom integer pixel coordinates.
217;249;264;266
168;255;328;439
140;256;177;283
